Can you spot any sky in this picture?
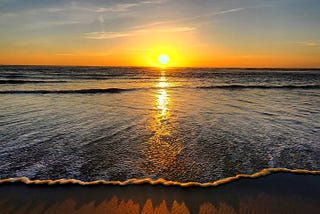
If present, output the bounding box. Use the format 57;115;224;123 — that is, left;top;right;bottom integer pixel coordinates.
0;0;319;67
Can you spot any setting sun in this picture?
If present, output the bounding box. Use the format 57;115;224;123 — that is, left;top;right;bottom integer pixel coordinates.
158;54;170;65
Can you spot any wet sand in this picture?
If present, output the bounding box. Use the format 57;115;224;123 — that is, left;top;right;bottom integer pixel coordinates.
0;171;319;214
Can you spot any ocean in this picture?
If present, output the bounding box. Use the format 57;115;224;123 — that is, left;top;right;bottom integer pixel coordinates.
0;65;319;182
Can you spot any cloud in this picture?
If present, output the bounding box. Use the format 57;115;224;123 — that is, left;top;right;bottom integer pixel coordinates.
92;3;138;13
6;0;165;15
295;41;319;47
127;7;248;29
67;1;168;13
208;7;246;16
0;1;157;29
207;4;273;17
85;32;135;39
171;4;270;26
85;26;195;39
151;26;196;33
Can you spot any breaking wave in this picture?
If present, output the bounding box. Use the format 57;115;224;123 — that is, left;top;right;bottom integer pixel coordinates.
0;80;66;84
0;88;135;94
198;84;320;90
1;84;319;95
0;168;318;187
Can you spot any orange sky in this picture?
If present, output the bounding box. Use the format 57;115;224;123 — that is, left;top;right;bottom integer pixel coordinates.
0;0;319;68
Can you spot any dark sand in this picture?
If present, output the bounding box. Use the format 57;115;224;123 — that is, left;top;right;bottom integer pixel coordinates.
0;171;319;214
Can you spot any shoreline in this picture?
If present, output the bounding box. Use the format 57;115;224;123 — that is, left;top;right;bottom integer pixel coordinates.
1;169;319;213
0;168;318;187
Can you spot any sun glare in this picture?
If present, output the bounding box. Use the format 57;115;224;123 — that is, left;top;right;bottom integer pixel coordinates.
158;54;170;65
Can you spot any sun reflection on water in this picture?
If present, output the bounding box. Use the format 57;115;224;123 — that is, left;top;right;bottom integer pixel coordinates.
157;76;168;88
157;89;168;118
141;70;186;179
156;70;169;119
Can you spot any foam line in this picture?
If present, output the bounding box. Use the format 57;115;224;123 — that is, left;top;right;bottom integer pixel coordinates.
198;85;320;90
0;80;66;84
0;88;134;94
0;168;318;187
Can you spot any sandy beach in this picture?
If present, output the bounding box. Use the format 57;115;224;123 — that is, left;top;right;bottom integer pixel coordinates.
0;170;319;214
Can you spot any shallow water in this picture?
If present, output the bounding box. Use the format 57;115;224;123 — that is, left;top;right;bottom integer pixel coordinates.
0;66;319;182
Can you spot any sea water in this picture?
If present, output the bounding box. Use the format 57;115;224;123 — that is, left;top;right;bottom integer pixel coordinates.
0;66;319;182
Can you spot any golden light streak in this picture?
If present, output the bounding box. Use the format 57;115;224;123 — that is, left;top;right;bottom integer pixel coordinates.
157;89;168;118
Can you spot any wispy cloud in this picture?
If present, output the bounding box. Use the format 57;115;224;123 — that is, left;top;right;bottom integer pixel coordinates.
294;41;319;47
86;6;246;39
22;2;139;14
120;6;249;30
85;26;195;39
1;0;170;29
63;1;167;13
169;4;270;27
86;32;135;39
6;0;167;17
206;7;246;16
86;3;139;13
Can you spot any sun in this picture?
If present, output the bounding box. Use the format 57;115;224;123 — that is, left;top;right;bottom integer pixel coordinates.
158;54;170;65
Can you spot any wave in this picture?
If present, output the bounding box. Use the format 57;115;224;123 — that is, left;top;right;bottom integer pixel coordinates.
0;168;318;187
1;85;319;95
198;84;320;90
0;80;66;84
0;88;135;94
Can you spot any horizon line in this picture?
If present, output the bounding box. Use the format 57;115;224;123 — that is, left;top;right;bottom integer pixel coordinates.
0;64;319;70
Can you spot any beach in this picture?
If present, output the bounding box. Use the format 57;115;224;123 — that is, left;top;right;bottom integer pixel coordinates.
0;170;319;214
